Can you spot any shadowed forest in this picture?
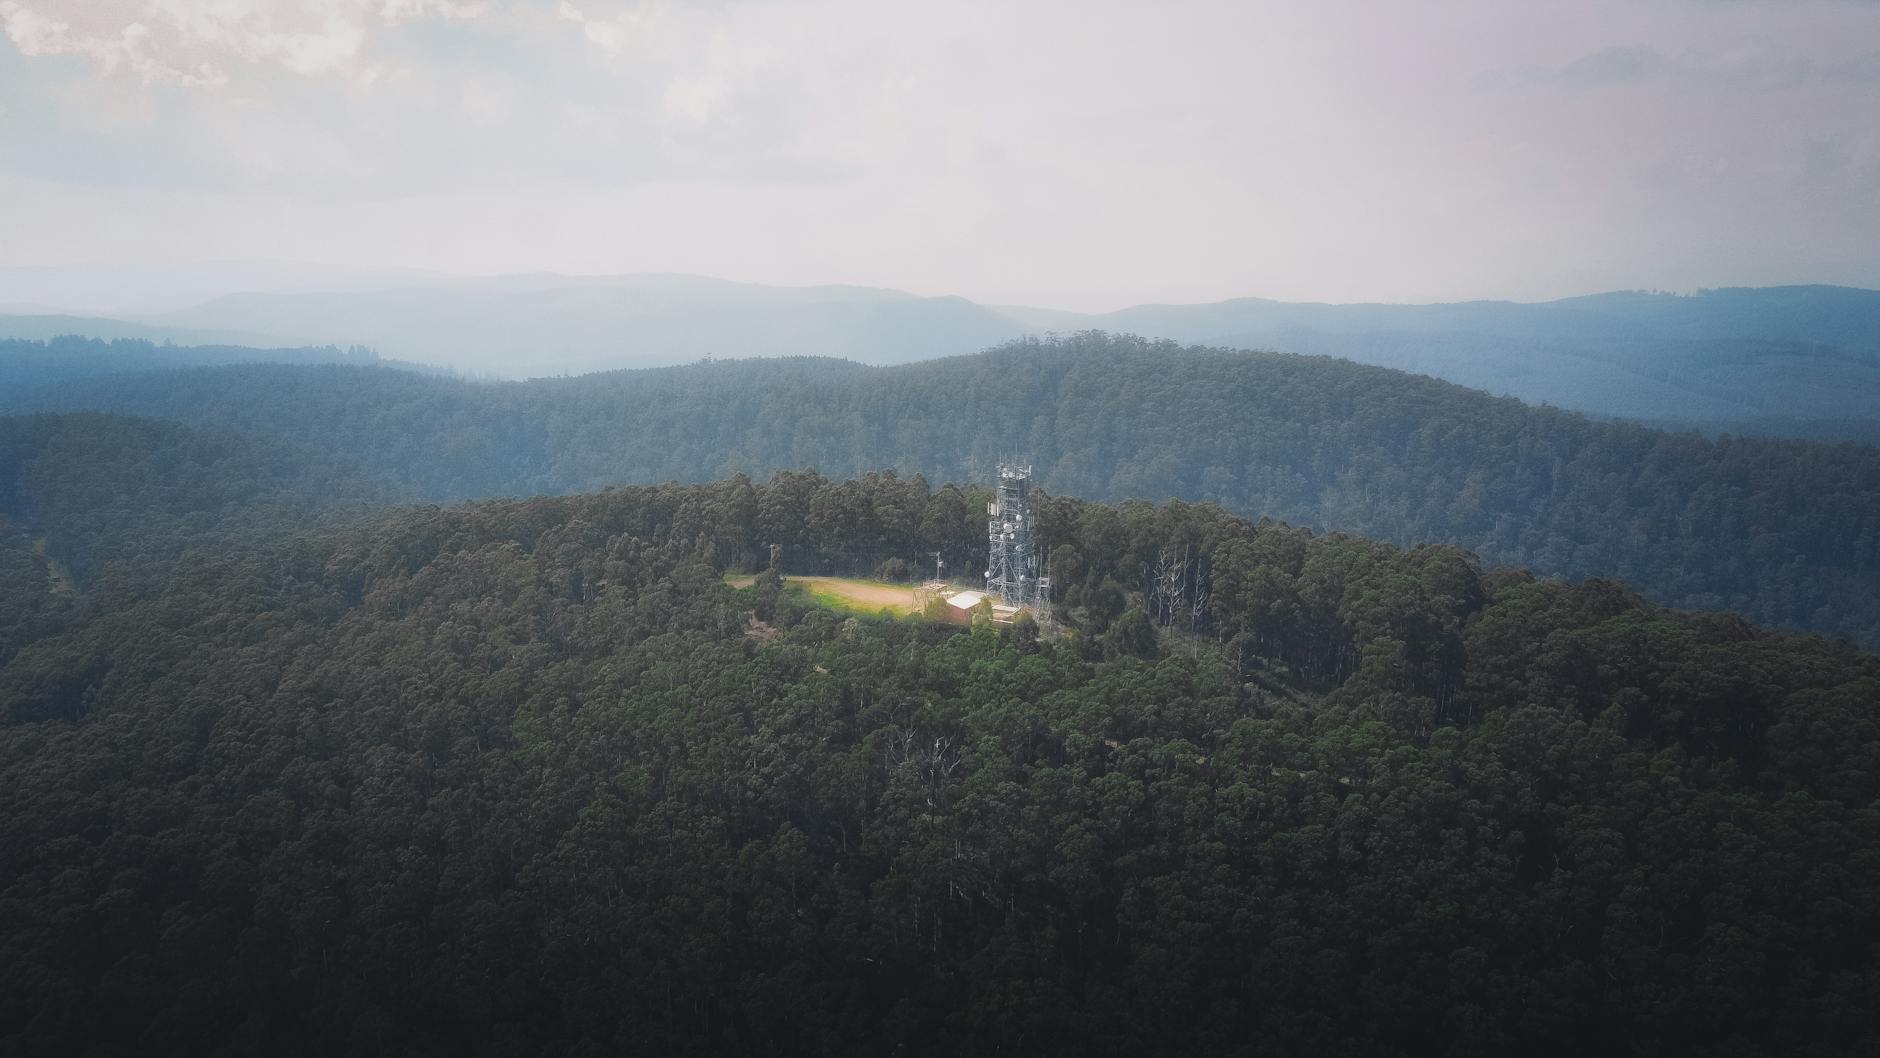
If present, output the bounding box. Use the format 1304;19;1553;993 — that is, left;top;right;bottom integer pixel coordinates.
2;441;1877;1055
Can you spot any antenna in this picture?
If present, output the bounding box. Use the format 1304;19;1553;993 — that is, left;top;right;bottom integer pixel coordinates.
985;461;1044;610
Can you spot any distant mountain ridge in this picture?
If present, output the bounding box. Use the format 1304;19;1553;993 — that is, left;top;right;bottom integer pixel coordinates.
0;314;307;350
1070;285;1880;428
4;271;1879;436
152;274;1022;377
0;335;446;393
0;260;449;316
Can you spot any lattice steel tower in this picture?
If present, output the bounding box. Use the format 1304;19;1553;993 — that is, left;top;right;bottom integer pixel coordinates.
986;463;1049;609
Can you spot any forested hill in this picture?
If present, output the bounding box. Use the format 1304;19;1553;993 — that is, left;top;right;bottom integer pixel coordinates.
10;333;1879;648
2;472;1877;1054
1051;285;1880;434
18;279;1880;436
0;335;439;391
26;275;1872;436
0;413;403;664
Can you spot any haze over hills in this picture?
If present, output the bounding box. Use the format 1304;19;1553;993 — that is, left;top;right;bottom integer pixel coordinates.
0;261;449;316
5;269;1878;438
0;315;326;351
153;274;1025;376
0;335;446;391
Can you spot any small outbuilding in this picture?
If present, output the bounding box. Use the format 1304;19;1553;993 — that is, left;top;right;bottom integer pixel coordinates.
941;589;1021;626
943;590;989;625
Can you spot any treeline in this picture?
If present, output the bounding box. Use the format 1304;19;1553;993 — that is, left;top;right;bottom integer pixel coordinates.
2;470;1877;1055
8;332;1878;648
0;334;431;392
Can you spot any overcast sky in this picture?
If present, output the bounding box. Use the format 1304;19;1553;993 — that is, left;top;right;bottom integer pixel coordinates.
1;0;1877;310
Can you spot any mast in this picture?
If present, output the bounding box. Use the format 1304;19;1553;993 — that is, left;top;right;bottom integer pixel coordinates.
985;463;1048;609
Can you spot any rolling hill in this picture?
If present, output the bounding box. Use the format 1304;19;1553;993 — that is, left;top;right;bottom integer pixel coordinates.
8;333;1877;648
10;270;1880;437
1;467;1875;1054
1063;285;1880;430
0;335;443;392
19;273;1867;437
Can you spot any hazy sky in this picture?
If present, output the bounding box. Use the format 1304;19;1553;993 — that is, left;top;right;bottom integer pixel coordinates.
1;0;1877;310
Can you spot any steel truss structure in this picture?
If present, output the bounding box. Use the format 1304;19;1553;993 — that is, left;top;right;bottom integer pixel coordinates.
985;463;1050;609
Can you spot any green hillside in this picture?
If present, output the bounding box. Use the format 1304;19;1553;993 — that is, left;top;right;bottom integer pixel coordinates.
10;333;1878;648
1;470;1875;1054
92;276;1880;434
0;413;403;662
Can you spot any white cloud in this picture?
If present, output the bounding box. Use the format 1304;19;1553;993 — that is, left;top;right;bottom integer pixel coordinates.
662;30;774;123
4;0;1880;307
557;0;656;57
0;0;482;86
0;2;228;86
459;71;516;124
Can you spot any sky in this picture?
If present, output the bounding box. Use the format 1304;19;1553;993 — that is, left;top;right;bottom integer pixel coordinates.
0;0;1877;311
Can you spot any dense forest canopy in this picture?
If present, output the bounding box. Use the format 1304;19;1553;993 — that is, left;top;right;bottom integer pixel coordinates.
9;333;1878;649
1;466;1876;1055
0;413;403;666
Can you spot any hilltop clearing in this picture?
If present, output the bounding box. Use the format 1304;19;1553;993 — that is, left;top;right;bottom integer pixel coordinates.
725;573;924;614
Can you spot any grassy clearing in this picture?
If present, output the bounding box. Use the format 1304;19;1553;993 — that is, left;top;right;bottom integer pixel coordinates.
723;573;922;615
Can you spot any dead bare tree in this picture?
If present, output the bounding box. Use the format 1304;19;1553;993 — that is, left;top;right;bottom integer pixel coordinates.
1151;544;1188;626
1189;555;1212;656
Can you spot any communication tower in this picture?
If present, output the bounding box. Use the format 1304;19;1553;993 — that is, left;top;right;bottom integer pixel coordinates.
986;463;1050;609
